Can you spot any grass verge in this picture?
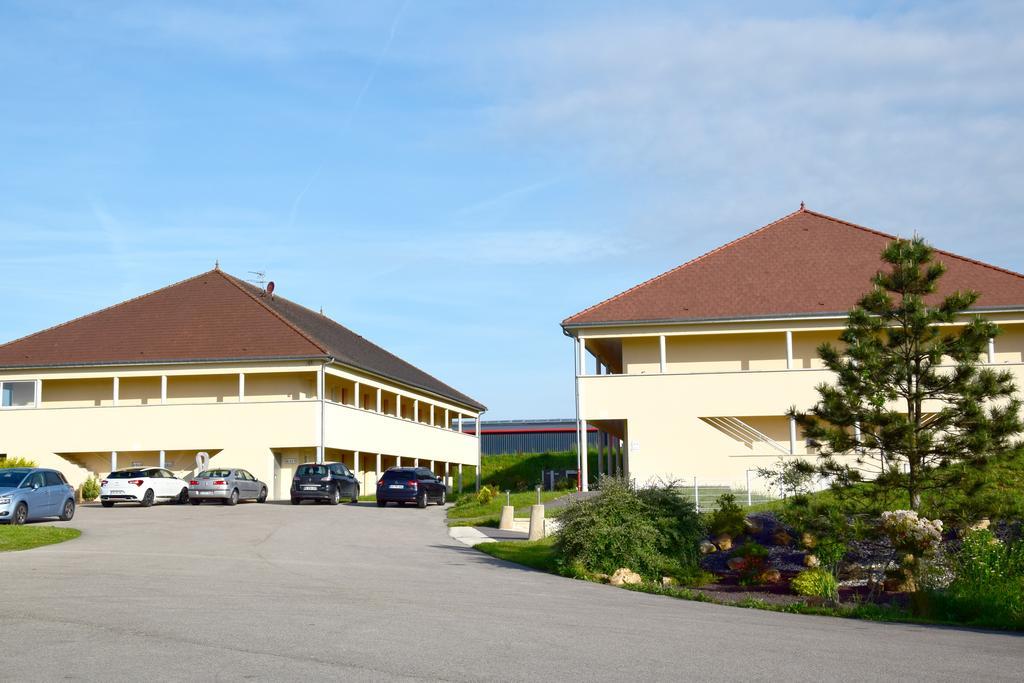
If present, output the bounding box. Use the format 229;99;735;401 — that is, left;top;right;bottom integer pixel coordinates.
447;491;568;527
476;536;561;572
0;525;81;552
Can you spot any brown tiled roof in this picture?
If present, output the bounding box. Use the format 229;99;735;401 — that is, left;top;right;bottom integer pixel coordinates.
0;270;485;411
563;207;1024;327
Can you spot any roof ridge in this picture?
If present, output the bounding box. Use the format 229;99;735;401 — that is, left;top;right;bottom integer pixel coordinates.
562;206;805;326
802;208;1024;282
0;269;218;353
216;272;329;355
223;275;478;405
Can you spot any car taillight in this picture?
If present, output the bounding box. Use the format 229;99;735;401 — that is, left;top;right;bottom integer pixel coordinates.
129;479;144;487
189;480;199;486
214;480;226;486
321;476;331;482
101;480;108;486
407;480;418;488
377;479;384;486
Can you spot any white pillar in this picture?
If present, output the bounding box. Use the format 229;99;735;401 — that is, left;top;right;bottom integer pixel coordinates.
316;365;325;464
444;408;450;430
414;458;419;467
112;377;119;406
444;461;450;487
457;414;463;433
160;375;167;404
354;381;361;409
430;404;435;427
429;460;435;473
988;337;996;363
34;379;41;408
354;451;360;485
376;453;382;478
238;373;245;402
580;421;589;492
458;463;464;493
789;416;798;454
475;415;482;492
785;330;794;370
376;387;382;413
159;450;166;469
574;336;585;491
396;394;402;418
414;400;420;422
110;451;118;472
396;456;401;468
659;335;667;373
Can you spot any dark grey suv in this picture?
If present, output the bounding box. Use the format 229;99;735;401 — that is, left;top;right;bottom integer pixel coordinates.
291;462;359;505
375;467;446;508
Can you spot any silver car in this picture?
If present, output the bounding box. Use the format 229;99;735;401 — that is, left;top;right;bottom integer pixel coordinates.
188;469;268;506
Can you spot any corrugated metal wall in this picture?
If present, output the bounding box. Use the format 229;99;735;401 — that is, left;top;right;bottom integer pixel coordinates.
481;430;599;455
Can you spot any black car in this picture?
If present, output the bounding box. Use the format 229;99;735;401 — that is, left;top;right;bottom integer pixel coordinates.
376;467;446;508
290;462;359;505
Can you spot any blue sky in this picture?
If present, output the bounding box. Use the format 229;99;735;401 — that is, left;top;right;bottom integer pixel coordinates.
1;1;1022;419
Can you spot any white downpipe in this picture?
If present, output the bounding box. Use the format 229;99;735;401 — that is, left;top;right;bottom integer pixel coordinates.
789;416;798;455
574;336;587;492
785;330;794;370
988;337;996;363
317;362;328;464
475;415;482;492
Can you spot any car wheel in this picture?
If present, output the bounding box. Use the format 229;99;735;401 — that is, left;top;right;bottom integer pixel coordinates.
225;489;239;506
376;499;386;507
258;487;267;503
140;489;155;507
291;497;300;505
190;499;202;506
417;492;427;509
101;501;114;508
437;489;446;506
328;487;340;506
350;486;359;504
177;488;189;504
12;502;28;525
59;499;75;521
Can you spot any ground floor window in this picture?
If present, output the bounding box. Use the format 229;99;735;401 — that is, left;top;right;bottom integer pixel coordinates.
1;381;36;408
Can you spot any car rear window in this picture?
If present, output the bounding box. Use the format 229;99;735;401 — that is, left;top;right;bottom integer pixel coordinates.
108;470;148;478
197;470;232;478
296;465;329;477
382;470;415;480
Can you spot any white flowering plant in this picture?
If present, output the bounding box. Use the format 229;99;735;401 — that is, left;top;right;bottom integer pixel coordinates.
880;510;944;555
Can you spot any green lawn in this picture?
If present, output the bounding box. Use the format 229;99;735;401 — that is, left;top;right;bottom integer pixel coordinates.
476;536;561;572
447;490;568;527
0;525;80;552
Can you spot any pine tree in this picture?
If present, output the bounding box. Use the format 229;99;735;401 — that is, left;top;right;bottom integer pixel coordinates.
791;237;1023;511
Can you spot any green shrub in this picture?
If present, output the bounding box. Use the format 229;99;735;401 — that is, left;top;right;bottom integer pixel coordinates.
708;493;746;538
921;529;1024;629
81;475;101;501
636;484;705;575
475;486;496;506
554;476;577;491
814;539;848;575
792;568;839;600
0;457;36;469
556;477;661;578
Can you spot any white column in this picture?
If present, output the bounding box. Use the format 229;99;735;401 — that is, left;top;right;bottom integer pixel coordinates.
376;453;382;478
430;404;435;427
354;451;361;486
659;335;667;373
376;387;382;413
444;461;450;487
414;400;420;422
34;379;41;408
457;414;463;433
396;394;402;418
444;408;450;430
354;381;361;409
574;336;585;491
789;416;798;454
396;456;401;468
110;451;118;472
238;373;245;402
429;459;435;473
112;377;120;406
159;450;166;469
988;337;996;363
785;330;794;370
580;421;589;492
160;375;167;404
414;458;419;467
458;463;464;493
475;415;482;492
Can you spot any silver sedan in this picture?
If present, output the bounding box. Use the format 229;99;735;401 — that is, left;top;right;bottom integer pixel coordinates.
188;469;268;506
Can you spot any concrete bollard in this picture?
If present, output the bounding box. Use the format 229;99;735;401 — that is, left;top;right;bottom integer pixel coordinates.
498;505;515;530
528;504;545;541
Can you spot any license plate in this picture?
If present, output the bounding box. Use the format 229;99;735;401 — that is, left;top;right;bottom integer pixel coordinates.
302;486;318;491
388;484;403;489
111;490;124;495
199;491;212;495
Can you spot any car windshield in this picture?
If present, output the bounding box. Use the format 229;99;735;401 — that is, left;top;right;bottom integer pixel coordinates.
197;470;233;478
107;470;149;478
296;465;328;477
382;470;415;480
0;469;29;487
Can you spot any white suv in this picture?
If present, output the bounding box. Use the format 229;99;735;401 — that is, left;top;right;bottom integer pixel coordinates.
100;467;189;507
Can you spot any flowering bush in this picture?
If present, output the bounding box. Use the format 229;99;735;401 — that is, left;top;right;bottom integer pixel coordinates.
879;510;943;555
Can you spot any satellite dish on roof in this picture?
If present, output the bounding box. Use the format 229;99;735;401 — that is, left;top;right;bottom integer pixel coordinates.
266;281;275;296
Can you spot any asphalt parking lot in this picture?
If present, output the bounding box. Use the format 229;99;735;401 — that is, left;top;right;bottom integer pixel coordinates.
2;501;1022;681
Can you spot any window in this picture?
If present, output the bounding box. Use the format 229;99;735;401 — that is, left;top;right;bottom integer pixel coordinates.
1;381;36;408
43;471;63;487
21;472;45;489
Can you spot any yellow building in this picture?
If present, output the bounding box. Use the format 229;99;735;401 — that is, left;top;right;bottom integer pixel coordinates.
0;269;485;499
562;207;1024;491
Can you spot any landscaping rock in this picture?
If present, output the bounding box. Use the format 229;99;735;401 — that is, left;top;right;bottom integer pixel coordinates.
661;576;677;587
714;534;733;551
803;554;820;568
609;568;642;586
744;517;763;535
969;518;991;532
758;569;782;584
726;557;746;571
699;540;718;555
771;530;794;547
801;532;817;549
